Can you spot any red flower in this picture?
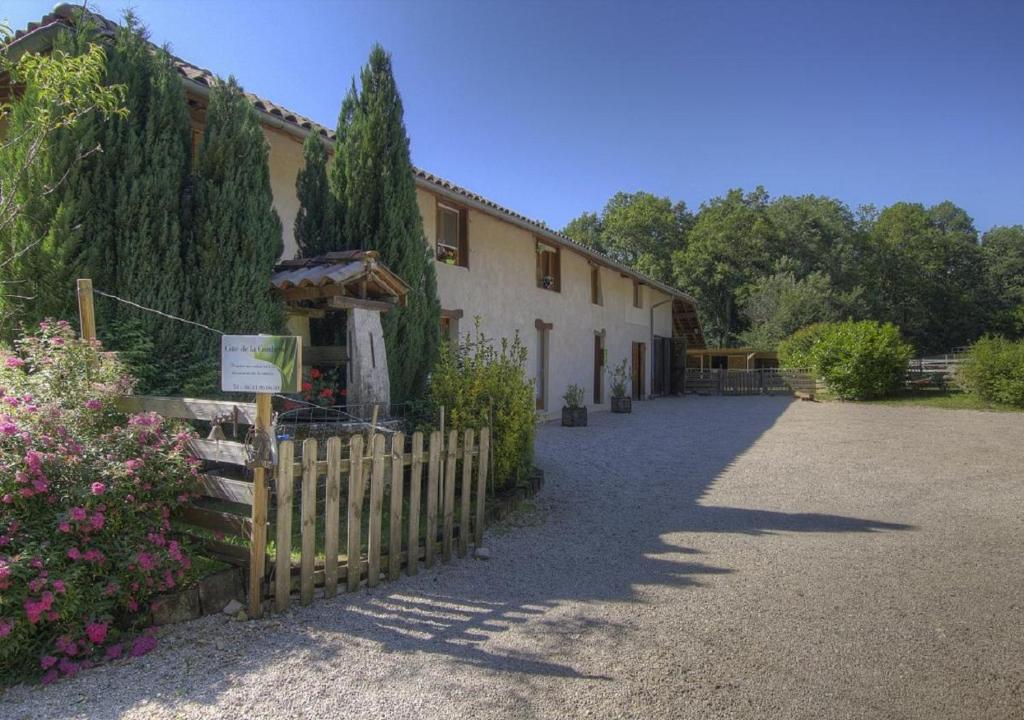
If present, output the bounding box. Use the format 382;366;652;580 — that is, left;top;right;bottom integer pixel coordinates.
319;388;334;399
301;382;313;393
309;368;321;380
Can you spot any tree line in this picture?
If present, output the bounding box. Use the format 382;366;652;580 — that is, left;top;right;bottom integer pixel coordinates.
563;189;1024;355
0;11;438;402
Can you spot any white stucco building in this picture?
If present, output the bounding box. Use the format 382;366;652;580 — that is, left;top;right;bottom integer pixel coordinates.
9;5;707;418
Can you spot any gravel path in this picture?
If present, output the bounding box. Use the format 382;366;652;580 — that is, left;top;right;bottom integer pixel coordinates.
3;396;1023;719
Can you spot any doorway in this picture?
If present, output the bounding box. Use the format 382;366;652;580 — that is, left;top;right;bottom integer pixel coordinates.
593;333;604;404
631;341;646;400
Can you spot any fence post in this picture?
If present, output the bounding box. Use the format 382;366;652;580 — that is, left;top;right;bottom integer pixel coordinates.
76;278;96;341
248;392;272;617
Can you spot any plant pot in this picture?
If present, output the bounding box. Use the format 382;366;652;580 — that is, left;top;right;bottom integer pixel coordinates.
561;406;588;427
611;396;632;414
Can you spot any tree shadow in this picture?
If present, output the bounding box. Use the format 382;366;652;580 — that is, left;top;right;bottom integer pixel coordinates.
1;396;912;718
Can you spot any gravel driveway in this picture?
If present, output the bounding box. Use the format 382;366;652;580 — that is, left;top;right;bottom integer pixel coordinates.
3;396;1023;719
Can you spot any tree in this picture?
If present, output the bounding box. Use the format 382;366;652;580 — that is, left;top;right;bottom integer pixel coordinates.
738;267;859;349
672;188;775;346
0;18;126;330
562;193;690;283
334;45;440;404
188;76;284;386
293;132;339;258
981;225;1024;337
562;211;604;254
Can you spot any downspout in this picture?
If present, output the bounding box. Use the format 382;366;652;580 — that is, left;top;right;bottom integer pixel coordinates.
650;297;672;399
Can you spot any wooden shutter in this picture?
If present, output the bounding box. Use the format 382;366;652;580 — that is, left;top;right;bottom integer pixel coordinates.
458;208;469;269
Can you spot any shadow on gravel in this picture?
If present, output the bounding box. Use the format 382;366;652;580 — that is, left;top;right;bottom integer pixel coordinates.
0;396;913;718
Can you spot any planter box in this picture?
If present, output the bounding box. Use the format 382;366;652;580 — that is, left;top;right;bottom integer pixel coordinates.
610;396;632;414
561;406;588;426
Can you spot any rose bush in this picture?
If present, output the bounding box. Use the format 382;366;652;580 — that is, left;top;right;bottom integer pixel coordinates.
0;321;199;685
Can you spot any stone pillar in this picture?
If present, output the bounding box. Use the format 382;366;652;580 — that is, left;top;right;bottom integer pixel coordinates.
346;308;390;419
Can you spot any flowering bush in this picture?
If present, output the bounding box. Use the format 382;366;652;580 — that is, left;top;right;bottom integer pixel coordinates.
0;321;198;685
291;366;345;408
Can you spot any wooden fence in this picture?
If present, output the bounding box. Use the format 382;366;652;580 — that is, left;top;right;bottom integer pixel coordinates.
685;368;817;396
116;395;489;617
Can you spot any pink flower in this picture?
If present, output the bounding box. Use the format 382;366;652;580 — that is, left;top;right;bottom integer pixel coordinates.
69;507;87;522
0;619;12;637
105;643;123;660
0;417;17;435
67;547;81;561
85;622;108;644
57;657;79;677
90;512;105;530
126;598;138;612
4;356;25;368
90;482;106;496
40;655;58;669
82;549;104;563
53;580;66;594
136;552;156;571
1;494;12;504
55;635;77;655
84;399;102;410
18;487;34;498
58;522;71;533
129;635;156;658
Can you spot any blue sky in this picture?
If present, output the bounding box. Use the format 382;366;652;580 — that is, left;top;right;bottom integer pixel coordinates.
7;1;1023;232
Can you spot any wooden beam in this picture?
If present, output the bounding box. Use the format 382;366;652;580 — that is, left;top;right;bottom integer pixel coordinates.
285;306;327;319
198;473;254;505
77;279;96;341
118;396;258;424
327;295;394;313
189;439;249;466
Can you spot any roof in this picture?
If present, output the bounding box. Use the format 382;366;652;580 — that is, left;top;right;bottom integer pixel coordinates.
6;4;704;334
271;251;409;304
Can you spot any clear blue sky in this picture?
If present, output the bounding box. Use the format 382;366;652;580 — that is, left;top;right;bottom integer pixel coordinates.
7;0;1024;232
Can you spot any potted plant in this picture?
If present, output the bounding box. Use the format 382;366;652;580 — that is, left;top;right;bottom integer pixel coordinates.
608;359;632;413
561;384;587;426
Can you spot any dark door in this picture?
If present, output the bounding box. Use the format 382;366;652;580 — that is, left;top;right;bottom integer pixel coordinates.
593;334;604;404
632;342;646;400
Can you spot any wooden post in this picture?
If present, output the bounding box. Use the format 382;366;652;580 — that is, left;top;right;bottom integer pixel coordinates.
425;431;440;568
274;440;295;613
407;432;423;576
388;432;405;581
323;437;342;598
458;429;474;557
248;392;272;617
442;429;457;563
299;438;318;606
347;435;365;592
367;434;386;588
76;278;96;341
475;428;490;547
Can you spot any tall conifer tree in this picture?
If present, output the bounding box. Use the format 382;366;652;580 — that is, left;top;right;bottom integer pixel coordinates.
188;76;284;385
294;132;338;258
334;46;440;403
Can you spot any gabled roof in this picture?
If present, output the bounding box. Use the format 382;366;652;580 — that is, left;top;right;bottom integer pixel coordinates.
271;250;409;305
6;4;705;346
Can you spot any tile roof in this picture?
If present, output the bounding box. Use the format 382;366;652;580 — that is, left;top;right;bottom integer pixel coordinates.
6;4;702;319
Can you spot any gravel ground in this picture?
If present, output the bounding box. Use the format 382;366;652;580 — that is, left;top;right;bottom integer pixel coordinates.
3;396;1023;719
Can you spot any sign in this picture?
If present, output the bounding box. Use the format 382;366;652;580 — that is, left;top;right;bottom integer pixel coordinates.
221;335;302;393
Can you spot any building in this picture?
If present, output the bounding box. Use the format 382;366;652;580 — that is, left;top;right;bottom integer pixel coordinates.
6;5;707;418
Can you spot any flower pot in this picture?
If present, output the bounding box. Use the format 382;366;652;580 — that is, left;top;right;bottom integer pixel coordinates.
561;406;588;427
611;396;632;414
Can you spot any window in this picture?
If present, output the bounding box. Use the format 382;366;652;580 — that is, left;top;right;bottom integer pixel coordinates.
633;280;643;309
590;264;602;305
440;309;462;344
435;201;468;267
536;241;561;292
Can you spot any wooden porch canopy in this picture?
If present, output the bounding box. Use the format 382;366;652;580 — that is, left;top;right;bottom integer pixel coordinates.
672;298;705;349
271;250;409;311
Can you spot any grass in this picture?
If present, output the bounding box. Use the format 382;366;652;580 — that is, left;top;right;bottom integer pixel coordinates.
864;389;1022;413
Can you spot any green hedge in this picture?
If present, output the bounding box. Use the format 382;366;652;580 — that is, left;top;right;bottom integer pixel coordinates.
779;320;913;400
958;337;1024;407
427;324;536;492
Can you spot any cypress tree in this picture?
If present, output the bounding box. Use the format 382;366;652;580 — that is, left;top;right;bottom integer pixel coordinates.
294;132;338;258
335;45;440;404
187;76;284;387
0;12;192;385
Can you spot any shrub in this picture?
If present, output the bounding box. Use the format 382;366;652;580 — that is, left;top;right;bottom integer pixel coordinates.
562;384;584;409
779;320;913;400
428;323;535;492
607;359;630;398
0;321;198;685
958;336;1024;407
